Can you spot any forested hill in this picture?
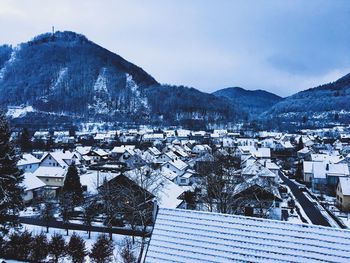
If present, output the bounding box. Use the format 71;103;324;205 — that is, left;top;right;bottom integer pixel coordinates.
261;73;350;125
213;87;282;117
0;31;242;128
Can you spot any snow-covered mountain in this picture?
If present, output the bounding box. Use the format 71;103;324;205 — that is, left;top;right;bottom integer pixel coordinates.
0;31;240;128
1;31;349;129
261;73;350;126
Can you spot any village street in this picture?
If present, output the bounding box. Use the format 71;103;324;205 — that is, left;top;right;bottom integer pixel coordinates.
279;171;333;227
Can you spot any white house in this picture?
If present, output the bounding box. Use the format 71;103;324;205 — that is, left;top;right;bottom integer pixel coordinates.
162;158;188;177
21;173;46;203
40;151;77;169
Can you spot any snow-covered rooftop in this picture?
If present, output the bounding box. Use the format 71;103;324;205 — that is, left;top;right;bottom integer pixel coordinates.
111;145;135;154
124;167;184;209
18;153;40;166
33;166;66;178
304;161;349;179
21;173;46;191
146;208;350;263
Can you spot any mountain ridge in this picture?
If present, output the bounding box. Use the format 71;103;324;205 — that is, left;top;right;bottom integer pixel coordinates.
261;73;350;126
212;87;283;117
1;31;349;129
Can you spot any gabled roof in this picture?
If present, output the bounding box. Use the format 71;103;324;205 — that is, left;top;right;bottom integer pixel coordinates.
311;153;344;164
242;162;276;178
124;167;184;208
145;208;350;263
298;147;311;154
111;145;135;154
42;151;74;168
148;147;161;156
18;153;40;166
33;166;66;178
75;146;92;155
304;161;349;179
166;158;188;171
93;149;109;156
164;151;178;160
233;176;281;200
21;173;46;191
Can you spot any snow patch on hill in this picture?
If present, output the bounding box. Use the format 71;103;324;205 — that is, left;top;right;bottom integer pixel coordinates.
126;73;149;112
0;46;20;81
50;67;68;91
94;67;108;93
6;105;34;118
89;68;110;114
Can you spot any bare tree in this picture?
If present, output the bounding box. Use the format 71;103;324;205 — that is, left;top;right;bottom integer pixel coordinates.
98;167;161;260
197;156;241;214
82;200;97;239
59;192;72;236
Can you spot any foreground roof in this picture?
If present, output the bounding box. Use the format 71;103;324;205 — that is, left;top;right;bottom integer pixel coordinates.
145;208;350;263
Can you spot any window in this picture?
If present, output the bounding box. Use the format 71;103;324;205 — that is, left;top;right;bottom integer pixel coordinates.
340;197;343;203
46;179;49;182
49;156;52;160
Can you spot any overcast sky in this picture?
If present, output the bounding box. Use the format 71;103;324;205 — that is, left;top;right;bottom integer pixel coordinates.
1;0;349;97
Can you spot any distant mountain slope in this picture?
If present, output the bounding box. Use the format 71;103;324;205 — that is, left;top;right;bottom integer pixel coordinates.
262;73;350;124
213;87;282;117
0;31;241;127
0;45;12;73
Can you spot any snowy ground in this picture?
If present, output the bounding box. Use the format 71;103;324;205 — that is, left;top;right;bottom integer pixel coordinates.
1;223;143;263
327;204;350;229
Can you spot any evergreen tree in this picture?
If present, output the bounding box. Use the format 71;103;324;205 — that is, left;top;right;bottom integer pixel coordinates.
67;233;87;263
3;232;22;260
0;112;24;234
0;234;4;257
90;234;114;263
46;136;55;151
297;137;304;151
295;161;304;181
18;230;33;260
29;233;49;262
69;125;77;137
49;233;67;263
18;127;32;153
62;164;84;207
4;230;33;260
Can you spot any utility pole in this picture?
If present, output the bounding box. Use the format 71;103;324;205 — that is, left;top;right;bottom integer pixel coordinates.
52;26;55;35
97;170;100;188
